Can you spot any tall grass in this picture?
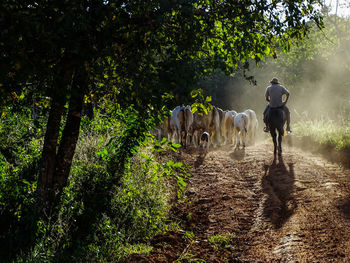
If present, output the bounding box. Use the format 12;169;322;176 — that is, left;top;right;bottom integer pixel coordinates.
294;119;350;151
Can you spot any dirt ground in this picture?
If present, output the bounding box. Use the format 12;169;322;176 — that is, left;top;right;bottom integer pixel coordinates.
125;140;350;262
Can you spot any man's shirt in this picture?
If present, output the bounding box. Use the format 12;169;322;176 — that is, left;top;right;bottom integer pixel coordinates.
265;84;289;108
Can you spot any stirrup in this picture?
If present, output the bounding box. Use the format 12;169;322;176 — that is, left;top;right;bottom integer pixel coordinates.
263;127;270;133
286;127;292;133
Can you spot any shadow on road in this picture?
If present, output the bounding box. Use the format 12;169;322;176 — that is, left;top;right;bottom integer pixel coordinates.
262;156;296;229
229;148;246;161
337;198;350;220
194;150;207;168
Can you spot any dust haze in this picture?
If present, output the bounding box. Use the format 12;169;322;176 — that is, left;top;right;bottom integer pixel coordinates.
200;17;350;125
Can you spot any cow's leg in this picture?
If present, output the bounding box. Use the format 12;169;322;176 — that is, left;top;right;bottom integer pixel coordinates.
175;129;180;144
168;130;172;142
233;129;237;147
193;130;199;147
211;130;215;147
197;130;201;147
181;131;185;147
245;126;250;145
186;130;192;147
235;130;239;149
252;128;256;145
242;129;246;148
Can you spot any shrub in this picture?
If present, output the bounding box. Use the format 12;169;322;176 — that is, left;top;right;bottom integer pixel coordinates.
1;109;188;262
0;109;44;261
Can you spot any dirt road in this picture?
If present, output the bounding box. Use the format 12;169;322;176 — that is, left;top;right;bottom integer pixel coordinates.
126;142;350;262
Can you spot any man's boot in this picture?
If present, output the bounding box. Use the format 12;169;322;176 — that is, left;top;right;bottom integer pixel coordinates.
286;123;292;133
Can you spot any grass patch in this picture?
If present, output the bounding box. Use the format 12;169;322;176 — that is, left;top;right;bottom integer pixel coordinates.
208;232;235;251
294;120;350;151
291;119;350;167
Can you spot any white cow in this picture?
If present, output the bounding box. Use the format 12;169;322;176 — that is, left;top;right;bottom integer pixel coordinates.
184;105;194;146
222;110;237;145
167;105;194;147
169;105;184;144
216;107;226;145
234;112;249;149
244;109;258;145
209;106;221;147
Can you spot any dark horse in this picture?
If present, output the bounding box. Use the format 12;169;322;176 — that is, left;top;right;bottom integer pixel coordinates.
266;106;286;157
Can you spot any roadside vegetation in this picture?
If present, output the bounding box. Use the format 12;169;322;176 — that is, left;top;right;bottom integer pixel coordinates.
0;106;188;262
294;119;350;151
292;119;350;166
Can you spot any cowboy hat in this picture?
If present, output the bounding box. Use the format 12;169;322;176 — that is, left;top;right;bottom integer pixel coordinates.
270;77;279;84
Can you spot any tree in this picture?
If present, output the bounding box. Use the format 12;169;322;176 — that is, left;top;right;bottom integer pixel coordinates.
0;0;323;208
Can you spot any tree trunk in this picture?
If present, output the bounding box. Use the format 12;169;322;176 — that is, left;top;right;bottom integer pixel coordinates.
55;71;85;192
38;97;65;204
38;58;75;208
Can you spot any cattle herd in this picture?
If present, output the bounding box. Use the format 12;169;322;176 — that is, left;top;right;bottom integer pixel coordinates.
155;105;259;150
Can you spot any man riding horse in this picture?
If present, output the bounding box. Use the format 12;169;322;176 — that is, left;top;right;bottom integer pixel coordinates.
263;77;292;133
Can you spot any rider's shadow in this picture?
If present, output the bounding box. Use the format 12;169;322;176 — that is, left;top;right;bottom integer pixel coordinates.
262;156;295;229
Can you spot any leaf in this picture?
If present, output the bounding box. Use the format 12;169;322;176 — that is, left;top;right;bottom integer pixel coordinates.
205;96;212;102
167;160;174;166
172;162;183;168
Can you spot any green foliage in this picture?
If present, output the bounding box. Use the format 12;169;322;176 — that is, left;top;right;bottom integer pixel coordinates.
0;0;324;111
0;108;44;261
208;233;235;251
183;231;195;241
0;107;191;262
9;110;189;262
190;88;213;115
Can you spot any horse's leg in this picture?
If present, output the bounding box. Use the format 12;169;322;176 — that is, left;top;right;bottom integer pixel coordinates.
270;129;277;156
278;128;283;156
